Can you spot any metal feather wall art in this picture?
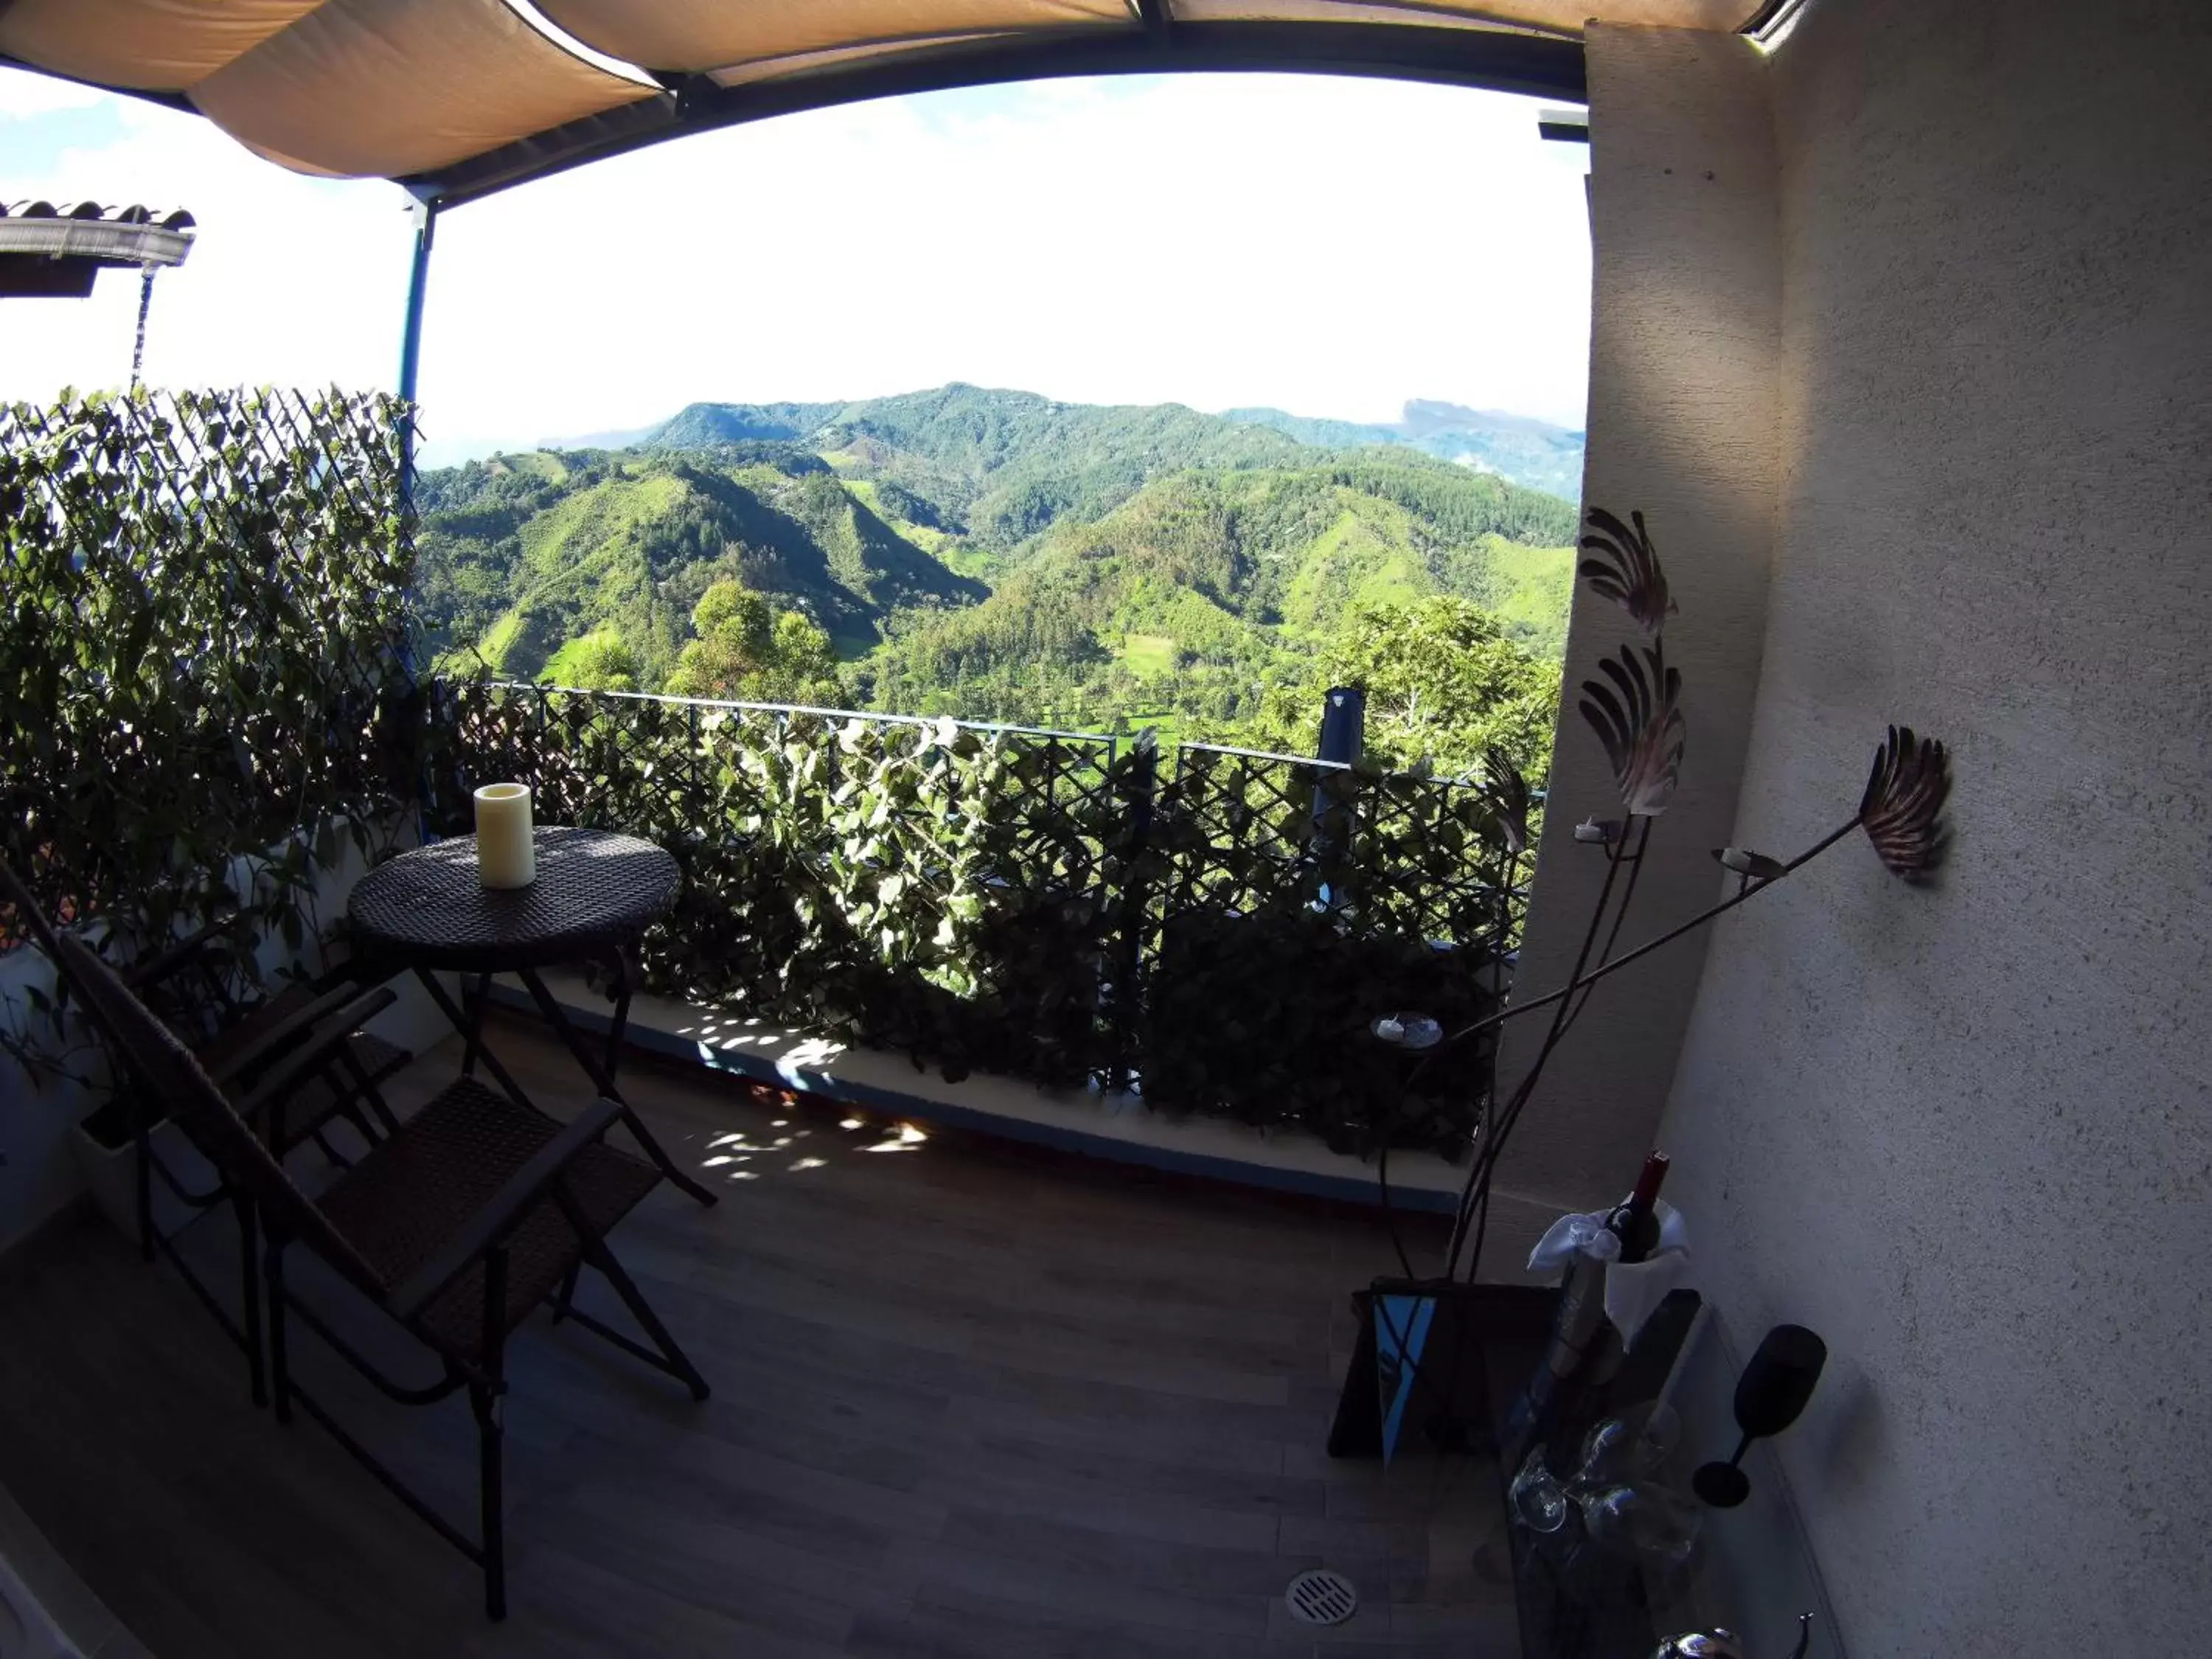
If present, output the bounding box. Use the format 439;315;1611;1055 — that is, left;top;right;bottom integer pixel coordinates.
1580;641;1685;817
1859;725;1951;880
1579;507;1677;633
1411;503;1956;1283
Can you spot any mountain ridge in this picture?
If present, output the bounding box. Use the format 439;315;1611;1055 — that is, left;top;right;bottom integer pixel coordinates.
1219;397;1585;499
420;385;1585;501
411;383;1580;751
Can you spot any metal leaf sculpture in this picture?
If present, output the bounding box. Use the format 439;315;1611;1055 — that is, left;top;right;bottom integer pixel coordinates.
1579;507;1677;633
1579;643;1685;816
1481;748;1533;856
1859;725;1950;879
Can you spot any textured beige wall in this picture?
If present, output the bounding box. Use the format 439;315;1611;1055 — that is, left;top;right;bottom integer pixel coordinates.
1655;0;2212;1652
1489;23;1782;1243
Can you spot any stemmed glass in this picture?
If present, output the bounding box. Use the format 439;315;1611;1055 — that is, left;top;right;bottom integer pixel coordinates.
1508;1401;1700;1565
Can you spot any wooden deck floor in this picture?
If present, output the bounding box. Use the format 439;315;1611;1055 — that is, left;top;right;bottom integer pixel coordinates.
0;1016;1522;1658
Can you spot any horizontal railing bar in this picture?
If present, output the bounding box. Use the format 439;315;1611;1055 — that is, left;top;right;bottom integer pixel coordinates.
1175;739;1354;768
1175;740;1552;799
489;679;1119;745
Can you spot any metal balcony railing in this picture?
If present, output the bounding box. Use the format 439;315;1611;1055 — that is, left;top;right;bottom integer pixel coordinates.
417;678;1527;1154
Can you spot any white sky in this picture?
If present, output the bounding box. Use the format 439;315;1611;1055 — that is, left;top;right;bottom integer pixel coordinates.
1;67;1590;458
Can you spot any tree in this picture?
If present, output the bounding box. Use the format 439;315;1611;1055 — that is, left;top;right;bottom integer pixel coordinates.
1200;597;1559;785
540;629;640;693
1326;597;1559;783
666;579;838;703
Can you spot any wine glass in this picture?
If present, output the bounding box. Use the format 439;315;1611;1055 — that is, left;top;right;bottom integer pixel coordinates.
1693;1324;1827;1508
1574;1399;1681;1487
1509;1444;1570;1533
1578;1479;1703;1565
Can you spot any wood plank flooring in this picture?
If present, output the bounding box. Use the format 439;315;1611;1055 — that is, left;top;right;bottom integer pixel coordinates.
0;1015;1523;1657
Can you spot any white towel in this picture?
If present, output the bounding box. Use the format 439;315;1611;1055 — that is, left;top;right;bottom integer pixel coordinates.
1527;1200;1691;1346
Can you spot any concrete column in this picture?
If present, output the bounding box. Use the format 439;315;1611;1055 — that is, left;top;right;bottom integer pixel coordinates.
1484;24;1784;1265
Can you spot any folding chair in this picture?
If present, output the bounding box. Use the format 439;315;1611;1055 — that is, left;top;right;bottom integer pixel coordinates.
53;931;710;1620
121;905;411;1171
1;860;405;1400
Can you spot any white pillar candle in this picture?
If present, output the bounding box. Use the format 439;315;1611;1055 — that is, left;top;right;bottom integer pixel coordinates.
473;783;536;889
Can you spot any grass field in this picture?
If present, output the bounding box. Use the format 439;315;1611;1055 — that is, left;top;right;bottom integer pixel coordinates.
1117;633;1178;677
472;609;526;673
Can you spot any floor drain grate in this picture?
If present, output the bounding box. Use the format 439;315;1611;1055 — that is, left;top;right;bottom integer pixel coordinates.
1284;1568;1359;1627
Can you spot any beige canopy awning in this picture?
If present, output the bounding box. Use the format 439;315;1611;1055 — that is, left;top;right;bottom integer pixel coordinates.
0;1;1774;204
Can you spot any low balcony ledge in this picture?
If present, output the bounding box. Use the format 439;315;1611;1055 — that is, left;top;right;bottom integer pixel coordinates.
494;966;1476;1215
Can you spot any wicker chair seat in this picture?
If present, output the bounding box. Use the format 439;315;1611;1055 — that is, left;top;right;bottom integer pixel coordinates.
184;986;410;1153
317;1077;661;1360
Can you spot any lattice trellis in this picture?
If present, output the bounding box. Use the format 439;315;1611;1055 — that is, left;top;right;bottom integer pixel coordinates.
1130;741;1523;1145
1153;742;1525;952
422;681;1133;1088
1;387;415;967
425;684;1526;1148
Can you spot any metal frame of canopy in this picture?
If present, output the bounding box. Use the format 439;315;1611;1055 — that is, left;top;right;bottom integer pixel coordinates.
0;0;1795;399
410;18;1589;208
0;0;1779;475
377;14;1590;420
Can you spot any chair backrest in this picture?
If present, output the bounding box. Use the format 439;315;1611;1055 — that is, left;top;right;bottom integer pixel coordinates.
50;931;388;1300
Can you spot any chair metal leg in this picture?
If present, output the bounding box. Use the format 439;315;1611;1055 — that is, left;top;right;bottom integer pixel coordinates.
135;1124;156;1263
476;1245;508;1621
584;1234;709;1402
358;1077;403;1138
334;1043;404;1140
265;1237;292;1425
470;1380;505;1621
233;1195;268;1408
549;1262;580;1324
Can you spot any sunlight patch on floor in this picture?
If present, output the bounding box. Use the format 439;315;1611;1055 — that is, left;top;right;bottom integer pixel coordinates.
860;1122;929;1155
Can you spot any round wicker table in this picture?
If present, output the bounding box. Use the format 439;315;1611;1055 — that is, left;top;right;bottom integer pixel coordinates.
349;827;678;973
349;827;712;1205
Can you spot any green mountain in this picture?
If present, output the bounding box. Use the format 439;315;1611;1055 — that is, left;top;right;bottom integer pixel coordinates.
644;385;1324;553
413;383;1579;758
413;442;984;680
1221;399;1586;501
856;448;1576;725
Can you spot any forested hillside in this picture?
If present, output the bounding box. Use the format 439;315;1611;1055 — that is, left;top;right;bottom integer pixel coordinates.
414;384;1581;779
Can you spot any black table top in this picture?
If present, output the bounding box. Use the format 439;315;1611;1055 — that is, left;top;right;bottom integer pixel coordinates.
347;827;678;973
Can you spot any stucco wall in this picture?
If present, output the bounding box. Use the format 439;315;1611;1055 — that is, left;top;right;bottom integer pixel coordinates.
1491;24;1781;1245
1656;0;2212;1652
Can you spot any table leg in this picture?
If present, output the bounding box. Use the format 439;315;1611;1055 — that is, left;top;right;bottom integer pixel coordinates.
411;967;546;1124
516;967;717;1208
602;951;635;1088
458;971;493;1077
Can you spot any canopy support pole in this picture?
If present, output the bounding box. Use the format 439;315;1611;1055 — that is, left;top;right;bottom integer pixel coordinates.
395;195;439;680
397;196;439;440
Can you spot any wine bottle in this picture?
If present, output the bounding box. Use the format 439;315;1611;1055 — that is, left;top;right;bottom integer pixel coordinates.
1607;1150;1670;1264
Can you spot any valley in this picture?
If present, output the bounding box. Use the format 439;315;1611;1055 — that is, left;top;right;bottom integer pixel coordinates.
413;384;1583;780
